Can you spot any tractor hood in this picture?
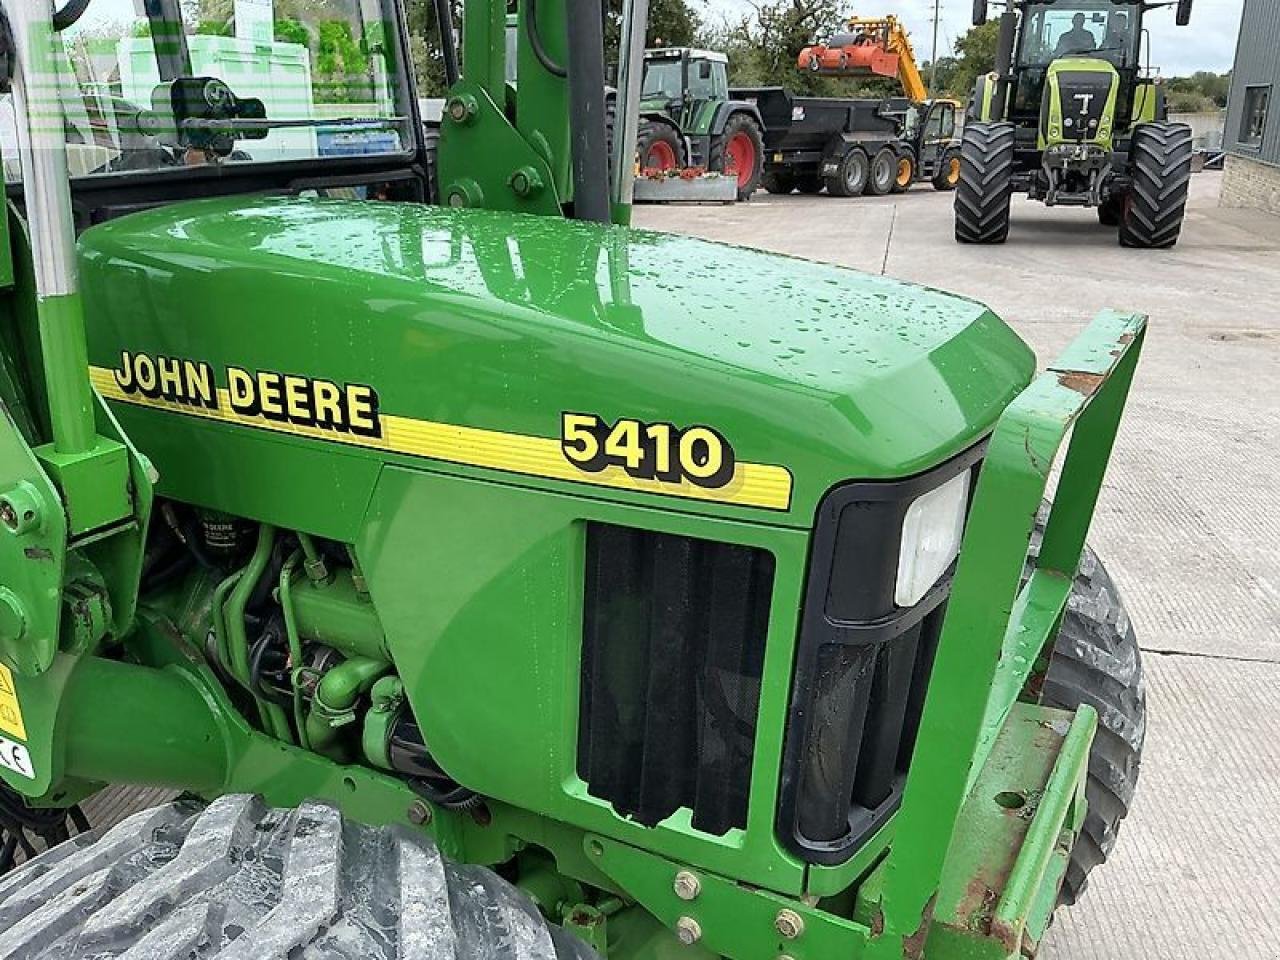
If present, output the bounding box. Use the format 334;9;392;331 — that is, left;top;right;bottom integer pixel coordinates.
79;196;1033;527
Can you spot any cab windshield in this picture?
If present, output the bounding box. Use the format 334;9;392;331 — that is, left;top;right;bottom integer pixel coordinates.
2;0;412;182
1017;2;1140;68
642;60;683;100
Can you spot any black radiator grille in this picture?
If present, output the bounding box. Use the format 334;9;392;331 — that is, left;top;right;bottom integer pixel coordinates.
577;523;775;836
777;443;984;865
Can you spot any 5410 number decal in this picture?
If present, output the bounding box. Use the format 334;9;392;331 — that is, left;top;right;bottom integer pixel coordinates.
561;413;736;489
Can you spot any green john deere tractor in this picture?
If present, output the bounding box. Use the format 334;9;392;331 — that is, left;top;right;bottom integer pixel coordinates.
958;0;1195;247
0;0;1147;958
636;47;765;199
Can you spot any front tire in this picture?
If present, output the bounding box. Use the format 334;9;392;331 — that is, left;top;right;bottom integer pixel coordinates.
1118;121;1193;249
932;149;961;191
954;121;1015;243
636;120;683;174
891;152;915;193
1031;524;1146;907
0;795;596;960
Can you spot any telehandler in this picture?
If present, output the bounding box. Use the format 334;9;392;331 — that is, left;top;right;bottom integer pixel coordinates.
0;0;1146;958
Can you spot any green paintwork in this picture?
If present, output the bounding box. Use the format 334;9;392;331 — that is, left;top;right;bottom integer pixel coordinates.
1038;59;1119;151
972;73;998;122
78;196;1033;530
1133;81;1163;124
865;310;1144;959
0;3;1152;957
916;702;1094;959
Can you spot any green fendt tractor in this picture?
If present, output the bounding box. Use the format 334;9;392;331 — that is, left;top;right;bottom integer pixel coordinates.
636;47;765;198
958;0;1195;246
0;0;1148;957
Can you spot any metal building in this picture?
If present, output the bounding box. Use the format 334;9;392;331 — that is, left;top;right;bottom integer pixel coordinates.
1221;0;1280;214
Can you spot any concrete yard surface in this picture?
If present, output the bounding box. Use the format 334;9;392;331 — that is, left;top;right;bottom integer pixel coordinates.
637;171;1280;960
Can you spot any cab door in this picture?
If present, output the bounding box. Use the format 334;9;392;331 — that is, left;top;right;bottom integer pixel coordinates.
918;101;957;175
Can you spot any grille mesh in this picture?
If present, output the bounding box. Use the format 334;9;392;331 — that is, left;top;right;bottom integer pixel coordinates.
577;523;774;835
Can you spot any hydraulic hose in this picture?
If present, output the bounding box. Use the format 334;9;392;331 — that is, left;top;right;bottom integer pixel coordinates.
224;525;292;743
305;657;391;760
524;0;567;79
433;0;460;86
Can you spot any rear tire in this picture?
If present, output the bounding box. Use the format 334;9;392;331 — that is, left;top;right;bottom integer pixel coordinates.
825;148;869;197
0;795;596;960
761;170;798;195
867;147;897;196
1118;121;1193;249
710;113;765;200
954;121;1015;243
1028;518;1145;908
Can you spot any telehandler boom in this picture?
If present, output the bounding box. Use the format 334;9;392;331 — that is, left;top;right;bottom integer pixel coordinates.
0;1;1146;958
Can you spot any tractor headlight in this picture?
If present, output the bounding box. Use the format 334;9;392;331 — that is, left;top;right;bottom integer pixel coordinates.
894;470;970;607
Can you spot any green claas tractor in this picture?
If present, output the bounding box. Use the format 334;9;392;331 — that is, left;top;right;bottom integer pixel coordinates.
958;0;1194;247
0;0;1148;957
636;48;765;199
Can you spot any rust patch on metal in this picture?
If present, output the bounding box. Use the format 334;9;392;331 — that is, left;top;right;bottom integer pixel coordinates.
1057;370;1105;396
901;894;937;960
960;877;999;933
870;908;885;938
989;916;1022;954
23;546;53;561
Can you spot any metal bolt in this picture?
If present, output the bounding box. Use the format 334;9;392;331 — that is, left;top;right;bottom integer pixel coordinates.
775;909;805;940
673;870;701;901
675;917;702;945
407;800;432;825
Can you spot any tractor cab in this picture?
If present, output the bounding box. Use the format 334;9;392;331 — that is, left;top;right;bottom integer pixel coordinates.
641;48;730;118
8;0;425;229
1006;1;1148;136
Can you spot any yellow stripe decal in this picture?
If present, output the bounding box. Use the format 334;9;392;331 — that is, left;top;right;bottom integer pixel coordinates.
90;367;793;512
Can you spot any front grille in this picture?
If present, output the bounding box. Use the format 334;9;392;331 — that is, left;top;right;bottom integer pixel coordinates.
777;444;984;864
577;523;774;836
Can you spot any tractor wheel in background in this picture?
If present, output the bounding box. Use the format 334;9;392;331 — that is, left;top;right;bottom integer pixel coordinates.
0;795;597;960
636;121;682;174
825;148;869;197
1118;121;1193;249
1097;196;1122;226
954;121;1016;243
932;149;962;191
796;174;824;194
867;147;898;195
761;170;798;195
711;112;765;200
1027;516;1146;908
891;152;915;193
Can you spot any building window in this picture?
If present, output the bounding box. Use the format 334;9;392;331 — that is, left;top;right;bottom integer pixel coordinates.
1240;85;1270;147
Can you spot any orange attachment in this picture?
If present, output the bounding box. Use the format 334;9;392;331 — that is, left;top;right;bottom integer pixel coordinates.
796;15;929;103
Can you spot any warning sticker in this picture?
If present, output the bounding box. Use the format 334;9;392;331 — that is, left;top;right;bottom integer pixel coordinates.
0;664;27;742
0;736;34;780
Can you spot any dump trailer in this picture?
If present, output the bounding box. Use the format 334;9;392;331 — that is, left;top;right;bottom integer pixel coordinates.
958;0;1195;246
0;1;1148;959
739;87;962;196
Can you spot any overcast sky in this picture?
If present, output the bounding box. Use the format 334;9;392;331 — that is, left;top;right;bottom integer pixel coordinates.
702;0;1245;75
